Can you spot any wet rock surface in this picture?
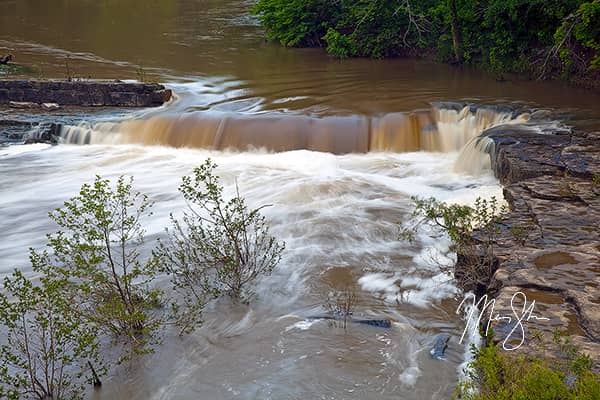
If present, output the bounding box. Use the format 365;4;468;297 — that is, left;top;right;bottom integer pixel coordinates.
470;127;600;367
0;106;136;144
0;80;171;107
0;119;34;143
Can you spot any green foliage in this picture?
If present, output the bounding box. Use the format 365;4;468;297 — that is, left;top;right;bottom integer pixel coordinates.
323;28;357;59
401;196;505;249
37;175;163;355
0;269;103;400
552;0;600;76
254;0;435;58
159;159;284;330
254;0;600;80
252;0;340;47
0;63;38;78
456;338;600;399
1;170;286;396
576;0;600;69
401;196;505;293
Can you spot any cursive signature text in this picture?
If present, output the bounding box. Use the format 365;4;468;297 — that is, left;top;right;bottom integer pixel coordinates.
457;291;550;351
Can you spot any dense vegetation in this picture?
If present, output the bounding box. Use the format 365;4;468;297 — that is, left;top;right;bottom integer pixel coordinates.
253;0;600;84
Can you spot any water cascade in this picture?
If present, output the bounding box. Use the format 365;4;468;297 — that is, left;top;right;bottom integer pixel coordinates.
59;106;531;157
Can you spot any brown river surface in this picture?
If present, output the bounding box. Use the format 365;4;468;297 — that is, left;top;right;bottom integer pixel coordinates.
1;1;599;399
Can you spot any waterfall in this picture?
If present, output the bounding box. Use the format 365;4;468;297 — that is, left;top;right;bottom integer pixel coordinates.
58;105;537;174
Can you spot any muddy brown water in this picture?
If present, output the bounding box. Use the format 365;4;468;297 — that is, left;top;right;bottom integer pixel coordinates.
1;1;599;399
2;0;600;123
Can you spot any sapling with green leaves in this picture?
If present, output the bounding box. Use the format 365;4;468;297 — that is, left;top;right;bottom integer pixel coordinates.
0;264;103;400
400;196;506;292
159;159;285;331
36;175;163;354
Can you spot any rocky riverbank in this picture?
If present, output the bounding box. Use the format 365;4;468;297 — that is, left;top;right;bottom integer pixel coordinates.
465;126;600;368
0;80;171;107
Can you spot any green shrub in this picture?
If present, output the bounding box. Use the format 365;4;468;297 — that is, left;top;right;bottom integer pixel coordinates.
252;0;340;47
159;159;284;332
551;0;600;78
37;176;163;355
400;196;506;293
0;269;103;400
456;338;600;400
323;28;357;58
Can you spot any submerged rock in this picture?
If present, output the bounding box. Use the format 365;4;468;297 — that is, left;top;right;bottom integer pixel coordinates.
353;319;392;328
0;54;13;65
306;314;392;328
23;123;61;144
430;333;451;360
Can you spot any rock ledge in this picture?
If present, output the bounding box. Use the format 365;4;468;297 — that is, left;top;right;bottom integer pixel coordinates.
0;80;171;107
464;127;600;368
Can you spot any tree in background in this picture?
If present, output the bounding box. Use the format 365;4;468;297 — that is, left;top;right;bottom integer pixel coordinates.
252;0;341;47
253;0;600;83
543;0;600;78
449;0;463;63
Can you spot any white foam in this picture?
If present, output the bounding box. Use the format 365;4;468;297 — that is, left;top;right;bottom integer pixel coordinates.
284;319;316;332
358;273;399;293
406;275;459;308
457;294;483;388
399;366;421;386
0;143;51;156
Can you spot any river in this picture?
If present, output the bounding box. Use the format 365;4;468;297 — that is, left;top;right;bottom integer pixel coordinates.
0;1;599;399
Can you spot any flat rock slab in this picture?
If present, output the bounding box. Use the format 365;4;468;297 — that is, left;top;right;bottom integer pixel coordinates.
0;80;171;107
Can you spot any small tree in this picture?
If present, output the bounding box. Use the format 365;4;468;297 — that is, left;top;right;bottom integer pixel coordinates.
324;288;357;330
400;196;506;294
159;159;285;322
0;266;103;400
38;175;163;354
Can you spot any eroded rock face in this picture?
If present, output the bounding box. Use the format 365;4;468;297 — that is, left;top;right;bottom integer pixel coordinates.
0;80;172;107
463;128;600;368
